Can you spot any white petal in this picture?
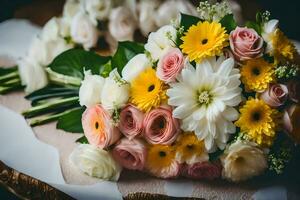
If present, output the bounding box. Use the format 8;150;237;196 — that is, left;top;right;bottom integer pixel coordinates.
222;107;239;121
217;58;234;77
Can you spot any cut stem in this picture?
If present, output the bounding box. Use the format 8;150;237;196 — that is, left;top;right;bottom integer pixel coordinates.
29;108;80;127
22;96;79;118
0;71;19;84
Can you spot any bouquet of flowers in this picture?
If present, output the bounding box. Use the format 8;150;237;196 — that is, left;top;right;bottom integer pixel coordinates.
0;0;198;94
5;1;300;182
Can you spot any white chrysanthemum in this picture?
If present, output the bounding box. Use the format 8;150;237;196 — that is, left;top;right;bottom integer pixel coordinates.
262;19;279;54
167;56;242;152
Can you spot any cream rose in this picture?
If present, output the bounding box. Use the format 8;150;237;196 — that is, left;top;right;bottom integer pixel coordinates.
108;7;137;41
138;0;158;36
83;0;112;25
71;11;98;50
221;140;268;182
144;25;177;61
121;54;151;83
79;71;105;107
154;0;197;27
70;144;122;181
101;69;130;110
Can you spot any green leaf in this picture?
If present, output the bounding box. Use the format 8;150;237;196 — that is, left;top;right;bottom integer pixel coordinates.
76;135;89;144
25;85;79;103
56;107;85;133
180;13;201;32
49;48;111;79
0;66;18;76
219;14;237;33
111;41;145;75
256;12;263;24
245;21;262;35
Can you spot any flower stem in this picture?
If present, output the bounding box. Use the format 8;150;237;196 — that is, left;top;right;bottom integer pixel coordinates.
29;108;79;127
46;68;81;87
22;96;79;118
0;71;19;84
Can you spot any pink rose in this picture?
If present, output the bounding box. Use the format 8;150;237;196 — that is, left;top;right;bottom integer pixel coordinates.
156;48;184;83
181;162;222;180
143;106;180;145
288;80;300;103
261;84;288;107
112;138;147;171
82;104;121;148
229;27;264;61
119;104;144;140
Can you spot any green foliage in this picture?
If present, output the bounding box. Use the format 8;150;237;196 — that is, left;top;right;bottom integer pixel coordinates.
245;21;262;35
49;48;111;79
180;13;201;32
219;14;237;33
76;135;89;144
111;41;145;75
57;107;85;133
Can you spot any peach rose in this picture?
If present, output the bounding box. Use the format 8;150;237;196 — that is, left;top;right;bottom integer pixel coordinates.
143;106;180;145
229;27;264;61
261;84;288;107
82;104;121;148
112;138;147;171
119;104;144;140
156;48;184;83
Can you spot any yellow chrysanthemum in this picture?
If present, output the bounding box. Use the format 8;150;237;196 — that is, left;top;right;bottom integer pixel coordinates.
235;98;279;147
175;133;208;164
180;21;228;63
130;68;168;112
146;144;175;171
270;29;297;64
240;58;274;92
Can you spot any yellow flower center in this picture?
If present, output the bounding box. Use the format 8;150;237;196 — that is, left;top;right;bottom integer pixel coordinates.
198;90;211;105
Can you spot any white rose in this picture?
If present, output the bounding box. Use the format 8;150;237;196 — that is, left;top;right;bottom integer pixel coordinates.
83;0;112;25
70;144;122;181
121;54;150;82
71;11;98;50
79;70;105;107
63;0;81;22
262;19;279;54
221;140;268;182
138;0;158;36
41;17;60;41
144;25;177;61
154;0;197;27
101;69;130;110
17;58;48;93
108;7;137;41
28;36;73;66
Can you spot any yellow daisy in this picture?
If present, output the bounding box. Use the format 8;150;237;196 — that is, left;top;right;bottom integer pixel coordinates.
180;21;228;63
240;58;274;92
270;29;297;64
130;68;168;112
146;144;179;178
175;133;208;164
235;98;279;147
